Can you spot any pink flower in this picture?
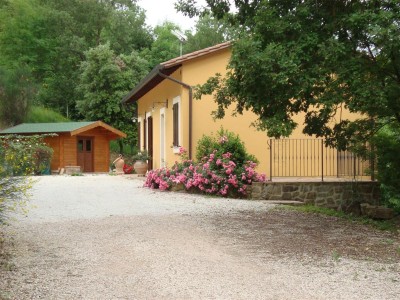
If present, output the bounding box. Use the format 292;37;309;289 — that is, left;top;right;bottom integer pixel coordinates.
219;135;228;144
208;153;215;162
178;147;187;155
222;152;232;159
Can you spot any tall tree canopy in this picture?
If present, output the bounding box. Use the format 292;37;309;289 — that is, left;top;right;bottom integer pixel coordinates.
184;14;234;53
177;0;400;150
76;43;149;152
0;0;152;119
141;21;183;66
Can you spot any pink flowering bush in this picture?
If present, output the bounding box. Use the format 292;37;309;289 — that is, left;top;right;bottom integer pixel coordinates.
196;128;258;168
144;145;266;198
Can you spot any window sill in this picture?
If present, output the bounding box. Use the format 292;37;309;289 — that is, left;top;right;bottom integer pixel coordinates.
173;146;180;154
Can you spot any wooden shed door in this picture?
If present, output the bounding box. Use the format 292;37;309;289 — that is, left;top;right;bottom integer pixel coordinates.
77;137;94;172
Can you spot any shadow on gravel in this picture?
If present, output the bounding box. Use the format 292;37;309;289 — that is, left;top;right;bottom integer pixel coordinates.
210;208;400;263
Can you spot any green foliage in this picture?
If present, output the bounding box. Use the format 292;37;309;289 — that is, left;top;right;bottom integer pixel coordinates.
0;67;35;127
0;0;154;120
132;150;151;161
373;125;400;212
26;106;69;123
0;134;51;223
110;140;137;156
101;4;153;54
183;14;234;53
76;43;148;152
196;128;258;167
180;1;400;151
33;144;53;175
141;21;182;66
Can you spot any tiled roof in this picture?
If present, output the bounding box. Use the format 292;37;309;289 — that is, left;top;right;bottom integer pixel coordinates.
0;122;96;134
0;121;127;138
161;41;231;68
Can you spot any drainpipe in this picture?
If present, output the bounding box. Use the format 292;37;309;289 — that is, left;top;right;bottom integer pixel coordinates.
157;71;193;160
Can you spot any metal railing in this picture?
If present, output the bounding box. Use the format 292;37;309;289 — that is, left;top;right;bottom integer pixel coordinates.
269;139;371;181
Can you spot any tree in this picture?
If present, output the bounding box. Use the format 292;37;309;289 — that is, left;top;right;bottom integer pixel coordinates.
177;0;400;152
0;0;153;119
141;22;182;67
183;14;234;53
76;43;149;152
101;3;153;55
0;67;36;127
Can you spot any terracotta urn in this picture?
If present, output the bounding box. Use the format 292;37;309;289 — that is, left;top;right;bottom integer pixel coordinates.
113;155;125;174
134;160;148;176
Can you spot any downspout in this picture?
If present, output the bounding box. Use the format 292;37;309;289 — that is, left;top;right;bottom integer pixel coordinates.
157;71;193;160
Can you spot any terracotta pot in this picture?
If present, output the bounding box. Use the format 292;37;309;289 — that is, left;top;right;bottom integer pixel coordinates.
113;156;125;174
134;160;148;176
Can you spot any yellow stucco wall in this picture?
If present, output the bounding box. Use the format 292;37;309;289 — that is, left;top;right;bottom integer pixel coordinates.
137;47;364;177
137;71;183;169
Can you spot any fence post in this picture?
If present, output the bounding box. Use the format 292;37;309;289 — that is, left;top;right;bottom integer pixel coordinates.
321;140;324;182
370;143;375;181
269;139;273;181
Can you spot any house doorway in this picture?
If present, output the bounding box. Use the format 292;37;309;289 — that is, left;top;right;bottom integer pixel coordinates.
77;137;94;172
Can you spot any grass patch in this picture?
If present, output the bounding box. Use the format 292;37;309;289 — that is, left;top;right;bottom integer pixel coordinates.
26;106;69;123
70;173;83;176
332;249;341;262
280;204;398;232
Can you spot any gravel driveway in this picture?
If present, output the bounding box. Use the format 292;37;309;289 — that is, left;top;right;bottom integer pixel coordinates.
0;175;399;299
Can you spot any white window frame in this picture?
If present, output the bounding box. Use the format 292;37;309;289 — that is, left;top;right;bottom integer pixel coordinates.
137;116;143;151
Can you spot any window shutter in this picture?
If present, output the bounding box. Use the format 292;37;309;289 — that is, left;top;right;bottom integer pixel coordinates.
173;103;179;146
137;122;141;150
144;118;147;149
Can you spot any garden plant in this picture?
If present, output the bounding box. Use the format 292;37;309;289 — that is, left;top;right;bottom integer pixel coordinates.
0;135;53;223
144;130;265;198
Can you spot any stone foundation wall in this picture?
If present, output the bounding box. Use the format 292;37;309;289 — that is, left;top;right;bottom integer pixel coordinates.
250;181;380;209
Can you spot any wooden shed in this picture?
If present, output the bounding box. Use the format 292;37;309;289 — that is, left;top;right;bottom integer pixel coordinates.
0;121;126;173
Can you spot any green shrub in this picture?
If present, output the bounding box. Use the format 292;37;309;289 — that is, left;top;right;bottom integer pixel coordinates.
26;106;69;123
373;125;400;212
0;135;51;223
110;140;137;156
33;145;53;175
196;128;258;167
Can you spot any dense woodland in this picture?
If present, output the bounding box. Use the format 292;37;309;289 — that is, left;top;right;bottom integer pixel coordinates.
0;0;232;151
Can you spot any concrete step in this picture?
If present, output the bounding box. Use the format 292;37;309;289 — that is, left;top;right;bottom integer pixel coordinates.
263;200;305;206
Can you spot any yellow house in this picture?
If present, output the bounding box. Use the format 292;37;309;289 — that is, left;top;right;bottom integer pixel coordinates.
122;42;369;179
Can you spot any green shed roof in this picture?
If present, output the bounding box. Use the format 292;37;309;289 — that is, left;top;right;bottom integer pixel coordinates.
0;122;96;134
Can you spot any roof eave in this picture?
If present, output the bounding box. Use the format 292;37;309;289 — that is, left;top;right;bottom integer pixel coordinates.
121;65;164;104
71;121;127;138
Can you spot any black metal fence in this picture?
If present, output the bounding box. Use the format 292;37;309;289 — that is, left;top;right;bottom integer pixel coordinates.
269;139;372;181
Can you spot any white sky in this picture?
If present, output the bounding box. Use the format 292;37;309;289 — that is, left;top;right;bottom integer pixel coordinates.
137;0;205;31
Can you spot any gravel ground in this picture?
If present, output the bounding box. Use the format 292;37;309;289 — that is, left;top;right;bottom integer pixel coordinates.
0;175;399;300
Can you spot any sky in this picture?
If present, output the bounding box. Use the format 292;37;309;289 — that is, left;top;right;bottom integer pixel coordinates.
137;0;204;31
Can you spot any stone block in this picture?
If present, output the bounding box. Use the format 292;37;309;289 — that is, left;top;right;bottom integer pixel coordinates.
283;185;299;192
65;166;81;175
360;203;395;220
252;186;262;194
282;192;293;200
305;192;316;200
